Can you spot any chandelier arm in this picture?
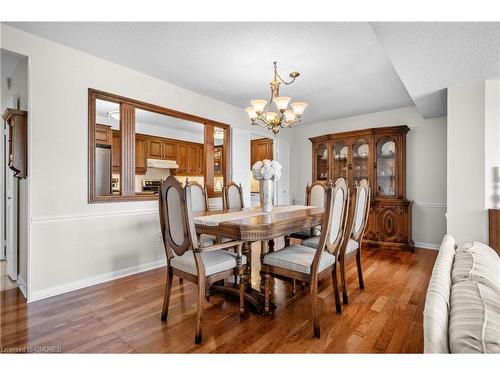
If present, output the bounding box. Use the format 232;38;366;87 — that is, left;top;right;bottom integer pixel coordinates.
276;71;297;86
253;116;270;128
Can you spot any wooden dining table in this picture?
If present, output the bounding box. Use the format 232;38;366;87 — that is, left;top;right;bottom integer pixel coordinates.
194;205;324;315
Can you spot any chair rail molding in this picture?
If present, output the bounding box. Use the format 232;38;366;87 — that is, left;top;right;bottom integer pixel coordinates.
31;209;159;223
412;202;447;209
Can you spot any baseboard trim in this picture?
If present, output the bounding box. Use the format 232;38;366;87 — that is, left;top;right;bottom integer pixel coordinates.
28;258;166;303
414;241;440;250
17;274;27;299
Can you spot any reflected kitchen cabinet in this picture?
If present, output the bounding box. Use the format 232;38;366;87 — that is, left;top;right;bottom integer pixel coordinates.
163;140;177;160
147;138;163;159
196;144;204;174
95;124;112;146
135;135;147;174
186;143;204;175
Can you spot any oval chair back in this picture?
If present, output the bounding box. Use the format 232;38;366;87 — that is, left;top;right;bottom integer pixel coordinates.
185;179;208;212
311;178;350;274
306;181;327;208
223;181;244;209
159;176;198;258
351;179;371;242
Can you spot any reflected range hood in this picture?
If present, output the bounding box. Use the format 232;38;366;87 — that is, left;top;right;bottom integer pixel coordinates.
147;158;179;169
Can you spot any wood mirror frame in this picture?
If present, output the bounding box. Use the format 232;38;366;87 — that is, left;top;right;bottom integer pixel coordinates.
88;88;231;203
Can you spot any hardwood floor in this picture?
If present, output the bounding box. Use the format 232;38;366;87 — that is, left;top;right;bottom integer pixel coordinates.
0;261;18;292
0;245;437;353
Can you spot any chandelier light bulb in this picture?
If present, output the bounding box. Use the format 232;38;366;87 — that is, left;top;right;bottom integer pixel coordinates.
245;107;258;120
291;102;308;116
284;109;296;123
265;112;278;123
250;99;267;114
273;96;291;112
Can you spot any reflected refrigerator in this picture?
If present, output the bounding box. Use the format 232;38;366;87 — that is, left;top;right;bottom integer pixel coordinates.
96;145;112;195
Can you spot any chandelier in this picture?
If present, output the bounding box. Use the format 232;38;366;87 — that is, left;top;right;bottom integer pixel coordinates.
245;62;308;134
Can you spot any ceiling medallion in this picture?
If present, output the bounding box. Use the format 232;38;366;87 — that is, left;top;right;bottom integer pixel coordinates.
245;62;308;135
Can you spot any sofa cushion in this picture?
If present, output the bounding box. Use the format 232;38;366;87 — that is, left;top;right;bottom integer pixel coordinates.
452;241;500;289
449;280;500;353
423;234;456;353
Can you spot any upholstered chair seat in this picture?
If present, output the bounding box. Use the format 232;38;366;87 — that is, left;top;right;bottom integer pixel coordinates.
302;237;359;254
263;245;335;274
171;250;247;276
199;234;216;247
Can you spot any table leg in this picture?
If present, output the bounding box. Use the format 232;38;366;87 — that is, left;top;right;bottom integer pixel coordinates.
259;240;269;293
209;240;276;316
242;241;252;292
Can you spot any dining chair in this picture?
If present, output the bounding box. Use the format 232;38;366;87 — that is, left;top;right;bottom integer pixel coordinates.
185;179;214;247
261;177;350;338
223;181;244;210
159;176;247;344
302;179;371;305
288;181;327;241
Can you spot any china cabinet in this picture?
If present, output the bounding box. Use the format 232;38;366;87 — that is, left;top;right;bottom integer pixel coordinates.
309;125;414;251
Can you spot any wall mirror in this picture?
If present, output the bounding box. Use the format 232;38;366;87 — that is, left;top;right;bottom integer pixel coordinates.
89;89;230;202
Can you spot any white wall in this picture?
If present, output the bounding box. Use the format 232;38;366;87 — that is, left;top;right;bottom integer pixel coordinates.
485;80;500;210
0;25;292;300
447;82;487;243
447;80;500;244
289;106;447;248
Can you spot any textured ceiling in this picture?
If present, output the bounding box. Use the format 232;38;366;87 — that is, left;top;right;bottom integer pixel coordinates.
6;22;414;124
5;22;500;122
370;22;500;118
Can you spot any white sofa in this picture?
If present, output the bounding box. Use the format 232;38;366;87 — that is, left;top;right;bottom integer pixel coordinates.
424;235;500;353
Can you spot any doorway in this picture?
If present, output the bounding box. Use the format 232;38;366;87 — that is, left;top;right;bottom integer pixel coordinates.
1;49;29;296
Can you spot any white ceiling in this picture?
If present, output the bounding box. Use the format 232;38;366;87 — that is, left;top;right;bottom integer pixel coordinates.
371;22;500;118
5;22;500;122
6;22;414;124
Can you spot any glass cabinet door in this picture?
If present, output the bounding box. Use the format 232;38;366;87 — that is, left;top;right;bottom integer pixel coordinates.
376;136;396;196
315;143;329;181
332;141;349;181
352;138;369;185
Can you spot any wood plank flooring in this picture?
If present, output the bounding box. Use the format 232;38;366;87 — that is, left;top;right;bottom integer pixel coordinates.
0;261;18;292
0;245;437;353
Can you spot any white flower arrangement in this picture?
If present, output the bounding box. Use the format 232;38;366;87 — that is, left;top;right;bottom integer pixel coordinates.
252;159;282;181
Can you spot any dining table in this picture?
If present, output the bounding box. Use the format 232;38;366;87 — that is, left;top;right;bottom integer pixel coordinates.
194;205;324;315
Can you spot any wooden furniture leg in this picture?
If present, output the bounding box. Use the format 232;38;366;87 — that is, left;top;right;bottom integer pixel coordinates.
332;263;342;313
340;255;348;305
311;277;320;338
356;248;365;290
264;271;271;315
284;235;291;247
291;279;296;298
259;240;269;293
161;266;173;321
242;241;252;292
195;275;206;344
